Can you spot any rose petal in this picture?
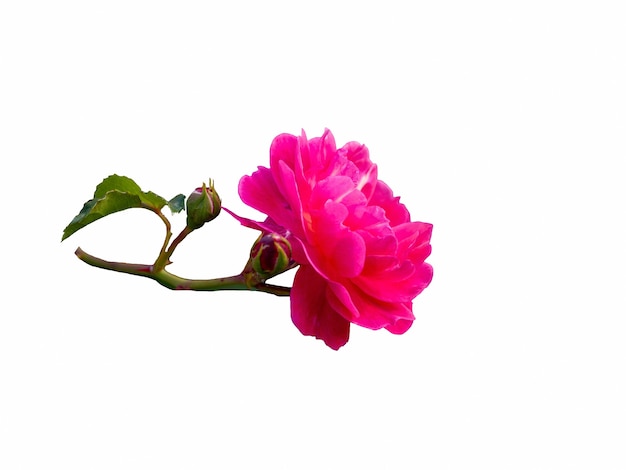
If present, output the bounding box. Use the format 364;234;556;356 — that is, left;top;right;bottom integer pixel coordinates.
238;167;295;230
371;180;411;226
341;141;378;200
385;311;414;334
328;281;414;331
291;265;350;350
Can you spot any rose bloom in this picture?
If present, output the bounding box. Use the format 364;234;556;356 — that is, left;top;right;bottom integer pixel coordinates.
232;129;433;349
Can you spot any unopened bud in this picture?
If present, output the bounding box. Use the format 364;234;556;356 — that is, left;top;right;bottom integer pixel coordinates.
250;233;292;277
186;180;221;230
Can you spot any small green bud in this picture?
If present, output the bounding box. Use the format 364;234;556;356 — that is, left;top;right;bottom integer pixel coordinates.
186;180;221;230
250;233;292;277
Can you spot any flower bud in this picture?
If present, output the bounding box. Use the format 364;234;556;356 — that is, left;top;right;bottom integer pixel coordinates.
250;233;292;277
186;180;221;230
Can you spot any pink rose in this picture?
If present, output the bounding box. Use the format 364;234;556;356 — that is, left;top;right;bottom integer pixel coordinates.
233;129;433;349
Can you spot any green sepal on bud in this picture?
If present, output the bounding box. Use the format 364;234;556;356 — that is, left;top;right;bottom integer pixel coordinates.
249;233;293;278
186;180;221;230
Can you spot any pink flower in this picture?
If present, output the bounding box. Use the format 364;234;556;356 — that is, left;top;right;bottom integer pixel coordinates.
233;129;433;349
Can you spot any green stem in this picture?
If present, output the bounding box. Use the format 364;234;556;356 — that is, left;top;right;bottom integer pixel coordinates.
75;247;291;297
152;208;173;271
165;226;193;260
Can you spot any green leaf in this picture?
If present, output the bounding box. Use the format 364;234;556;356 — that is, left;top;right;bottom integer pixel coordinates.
141;191;167;210
94;174;142;198
62;191;143;241
167;194;186;213
94;175;167;210
61;174;170;241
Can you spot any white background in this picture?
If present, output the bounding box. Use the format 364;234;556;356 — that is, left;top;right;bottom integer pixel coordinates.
1;1;625;468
